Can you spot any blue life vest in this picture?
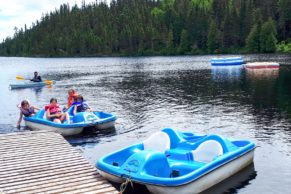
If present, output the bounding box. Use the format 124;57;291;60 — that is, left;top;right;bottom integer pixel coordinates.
72;101;90;112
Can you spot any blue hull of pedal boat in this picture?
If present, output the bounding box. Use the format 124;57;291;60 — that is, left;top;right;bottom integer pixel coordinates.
24;107;117;136
97;128;255;194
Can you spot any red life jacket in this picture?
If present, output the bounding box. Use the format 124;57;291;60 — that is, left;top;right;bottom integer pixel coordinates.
68;93;78;107
45;104;61;114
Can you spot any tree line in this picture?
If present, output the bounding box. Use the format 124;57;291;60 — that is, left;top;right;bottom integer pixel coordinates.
0;0;290;57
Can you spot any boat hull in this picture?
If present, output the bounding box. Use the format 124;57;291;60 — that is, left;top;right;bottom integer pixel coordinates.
25;120;84;136
97;120;115;129
98;170;124;183
24;108;117;136
211;61;243;66
9;81;55;89
211;57;244;66
146;150;254;194
245;62;280;69
98;150;254;194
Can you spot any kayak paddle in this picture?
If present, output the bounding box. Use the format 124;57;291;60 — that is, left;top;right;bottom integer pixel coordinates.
16;76;54;85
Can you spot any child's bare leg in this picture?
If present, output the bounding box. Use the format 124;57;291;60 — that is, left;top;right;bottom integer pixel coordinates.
65;112;70;124
53;118;61;123
60;113;70;124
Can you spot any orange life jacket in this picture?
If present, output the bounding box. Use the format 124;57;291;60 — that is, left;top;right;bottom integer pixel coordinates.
68;93;78;107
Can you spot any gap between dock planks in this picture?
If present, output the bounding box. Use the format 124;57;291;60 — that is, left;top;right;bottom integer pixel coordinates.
0;131;119;194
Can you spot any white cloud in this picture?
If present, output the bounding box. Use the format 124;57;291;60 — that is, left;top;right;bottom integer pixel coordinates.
0;0;109;41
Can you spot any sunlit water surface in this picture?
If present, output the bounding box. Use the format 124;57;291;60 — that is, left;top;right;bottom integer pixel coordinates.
1;54;291;194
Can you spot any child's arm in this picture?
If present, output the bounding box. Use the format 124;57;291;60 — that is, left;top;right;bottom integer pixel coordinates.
85;102;92;112
73;105;77;115
16;112;23;128
32;106;40;111
46;109;52;118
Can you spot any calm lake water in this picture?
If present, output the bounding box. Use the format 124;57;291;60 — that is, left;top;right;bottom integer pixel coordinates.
1;55;291;194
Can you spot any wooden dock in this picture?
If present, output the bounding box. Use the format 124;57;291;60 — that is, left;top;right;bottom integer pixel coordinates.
0;131;119;194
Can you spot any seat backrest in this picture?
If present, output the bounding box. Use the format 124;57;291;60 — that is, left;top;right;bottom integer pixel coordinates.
43;111;47;119
143;131;170;153
35;109;46;119
191;140;223;163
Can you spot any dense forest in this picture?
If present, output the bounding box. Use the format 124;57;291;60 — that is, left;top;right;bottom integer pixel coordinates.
0;0;291;57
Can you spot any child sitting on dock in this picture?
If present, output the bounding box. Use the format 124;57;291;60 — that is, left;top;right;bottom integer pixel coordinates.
46;98;70;124
16;100;40;128
73;95;92;115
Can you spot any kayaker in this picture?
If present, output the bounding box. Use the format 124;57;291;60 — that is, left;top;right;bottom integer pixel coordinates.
46;98;70;124
16;100;40;128
73;95;92;115
30;71;42;82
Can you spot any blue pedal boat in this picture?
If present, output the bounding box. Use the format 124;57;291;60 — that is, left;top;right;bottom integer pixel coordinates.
211;57;244;66
24;107;117;136
96;128;255;194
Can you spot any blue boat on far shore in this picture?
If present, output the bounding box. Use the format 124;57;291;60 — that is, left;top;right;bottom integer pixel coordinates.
211;57;244;66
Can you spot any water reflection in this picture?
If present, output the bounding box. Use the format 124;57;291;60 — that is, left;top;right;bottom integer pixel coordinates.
1;56;291;194
201;163;257;194
0;124;23;134
211;66;243;81
65;126;116;145
245;68;279;105
246;68;279;80
9;85;52;96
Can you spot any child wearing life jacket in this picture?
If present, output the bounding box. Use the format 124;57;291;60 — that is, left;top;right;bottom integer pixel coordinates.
46;98;70;124
73;95;92;115
16;100;39;128
68;89;78;108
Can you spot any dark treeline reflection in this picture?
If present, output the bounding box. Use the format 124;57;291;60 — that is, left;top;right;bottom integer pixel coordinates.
98;64;291;137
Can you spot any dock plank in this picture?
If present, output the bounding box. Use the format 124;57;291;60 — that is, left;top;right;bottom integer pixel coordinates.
0;131;118;194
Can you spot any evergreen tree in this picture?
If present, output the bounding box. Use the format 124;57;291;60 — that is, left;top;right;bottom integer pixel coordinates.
207;20;219;53
166;29;175;54
246;23;261;53
0;0;289;56
178;29;190;54
278;0;291;40
260;19;277;53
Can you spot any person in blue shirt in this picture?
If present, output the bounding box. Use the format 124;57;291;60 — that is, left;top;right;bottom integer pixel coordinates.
73;95;92;115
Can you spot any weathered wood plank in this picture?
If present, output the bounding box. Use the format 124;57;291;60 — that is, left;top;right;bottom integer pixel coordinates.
0;167;97;185
0;160;90;178
0;131;118;194
6;179;109;194
0;147;80;161
0;142;70;152
0;155;87;173
0;169;99;187
3;173;104;193
58;183;119;194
